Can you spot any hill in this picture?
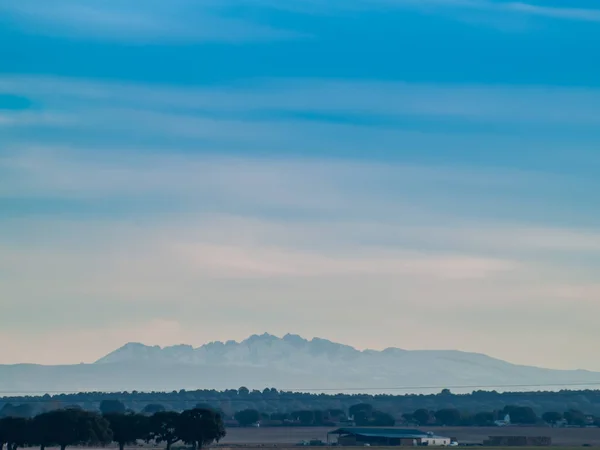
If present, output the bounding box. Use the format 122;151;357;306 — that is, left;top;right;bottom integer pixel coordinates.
1;333;599;393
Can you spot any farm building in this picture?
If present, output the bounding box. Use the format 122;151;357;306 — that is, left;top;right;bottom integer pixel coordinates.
328;427;452;446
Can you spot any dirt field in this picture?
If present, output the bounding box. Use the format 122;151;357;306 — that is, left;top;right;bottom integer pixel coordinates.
221;426;600;446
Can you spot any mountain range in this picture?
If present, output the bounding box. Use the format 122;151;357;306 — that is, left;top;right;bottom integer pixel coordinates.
1;333;599;394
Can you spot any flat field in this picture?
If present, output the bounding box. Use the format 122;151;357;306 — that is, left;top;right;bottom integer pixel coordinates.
220;426;600;446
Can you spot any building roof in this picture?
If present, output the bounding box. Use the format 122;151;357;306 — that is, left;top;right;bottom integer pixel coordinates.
329;428;428;439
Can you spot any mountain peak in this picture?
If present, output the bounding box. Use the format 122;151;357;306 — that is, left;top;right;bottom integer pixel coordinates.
243;333;279;344
95;342;162;364
283;333;308;346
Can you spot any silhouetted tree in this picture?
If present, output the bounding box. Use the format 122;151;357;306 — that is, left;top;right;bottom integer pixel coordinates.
177;408;225;450
0;417;29;450
148;411;180;450
0;419;6;450
26;410;110;450
31;411;55;450
105;413;148;450
83;411;113;447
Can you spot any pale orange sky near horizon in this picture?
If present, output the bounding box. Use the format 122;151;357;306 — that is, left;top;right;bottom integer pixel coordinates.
1;318;595;373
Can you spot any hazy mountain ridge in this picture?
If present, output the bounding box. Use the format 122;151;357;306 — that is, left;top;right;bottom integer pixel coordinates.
95;333;366;366
1;333;598;393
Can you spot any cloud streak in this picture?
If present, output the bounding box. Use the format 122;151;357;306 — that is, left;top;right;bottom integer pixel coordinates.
0;0;305;42
248;0;600;24
3;76;600;126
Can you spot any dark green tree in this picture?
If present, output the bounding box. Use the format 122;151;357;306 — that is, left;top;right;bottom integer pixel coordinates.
413;409;431;426
473;412;494;426
0;419;6;450
194;404;214;412
349;403;372;418
435;409;461;426
349;404;373;426
238;387;250;397
100;400;126;415
234;409;260;427
177;408;225;450
142;404;166;415
564;409;586;426
0;405;34;419
371;411;395;426
542;411;563;425
148;411;180;450
293;410;315;426
313;410;324;425
459;413;475;426
82;411;113;447
31;409;111;450
0;417;29;450
507;406;537;425
31;411;56;450
105;413;148;450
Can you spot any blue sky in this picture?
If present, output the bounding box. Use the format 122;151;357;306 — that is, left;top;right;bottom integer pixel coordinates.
1;0;600;372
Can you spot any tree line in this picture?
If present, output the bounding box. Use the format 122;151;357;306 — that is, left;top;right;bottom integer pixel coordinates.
231;403;599;428
233;403;395;427
3;388;600;426
402;405;599;427
0;406;225;450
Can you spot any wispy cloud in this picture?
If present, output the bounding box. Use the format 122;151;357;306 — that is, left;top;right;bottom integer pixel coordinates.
0;146;569;224
0;0;304;42
2;147;599;259
270;0;600;22
248;0;600;24
3;75;600;126
0;111;73;127
505;2;600;22
2;0;599;47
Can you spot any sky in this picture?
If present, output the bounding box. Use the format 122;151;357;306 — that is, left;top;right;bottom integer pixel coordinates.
1;0;600;371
